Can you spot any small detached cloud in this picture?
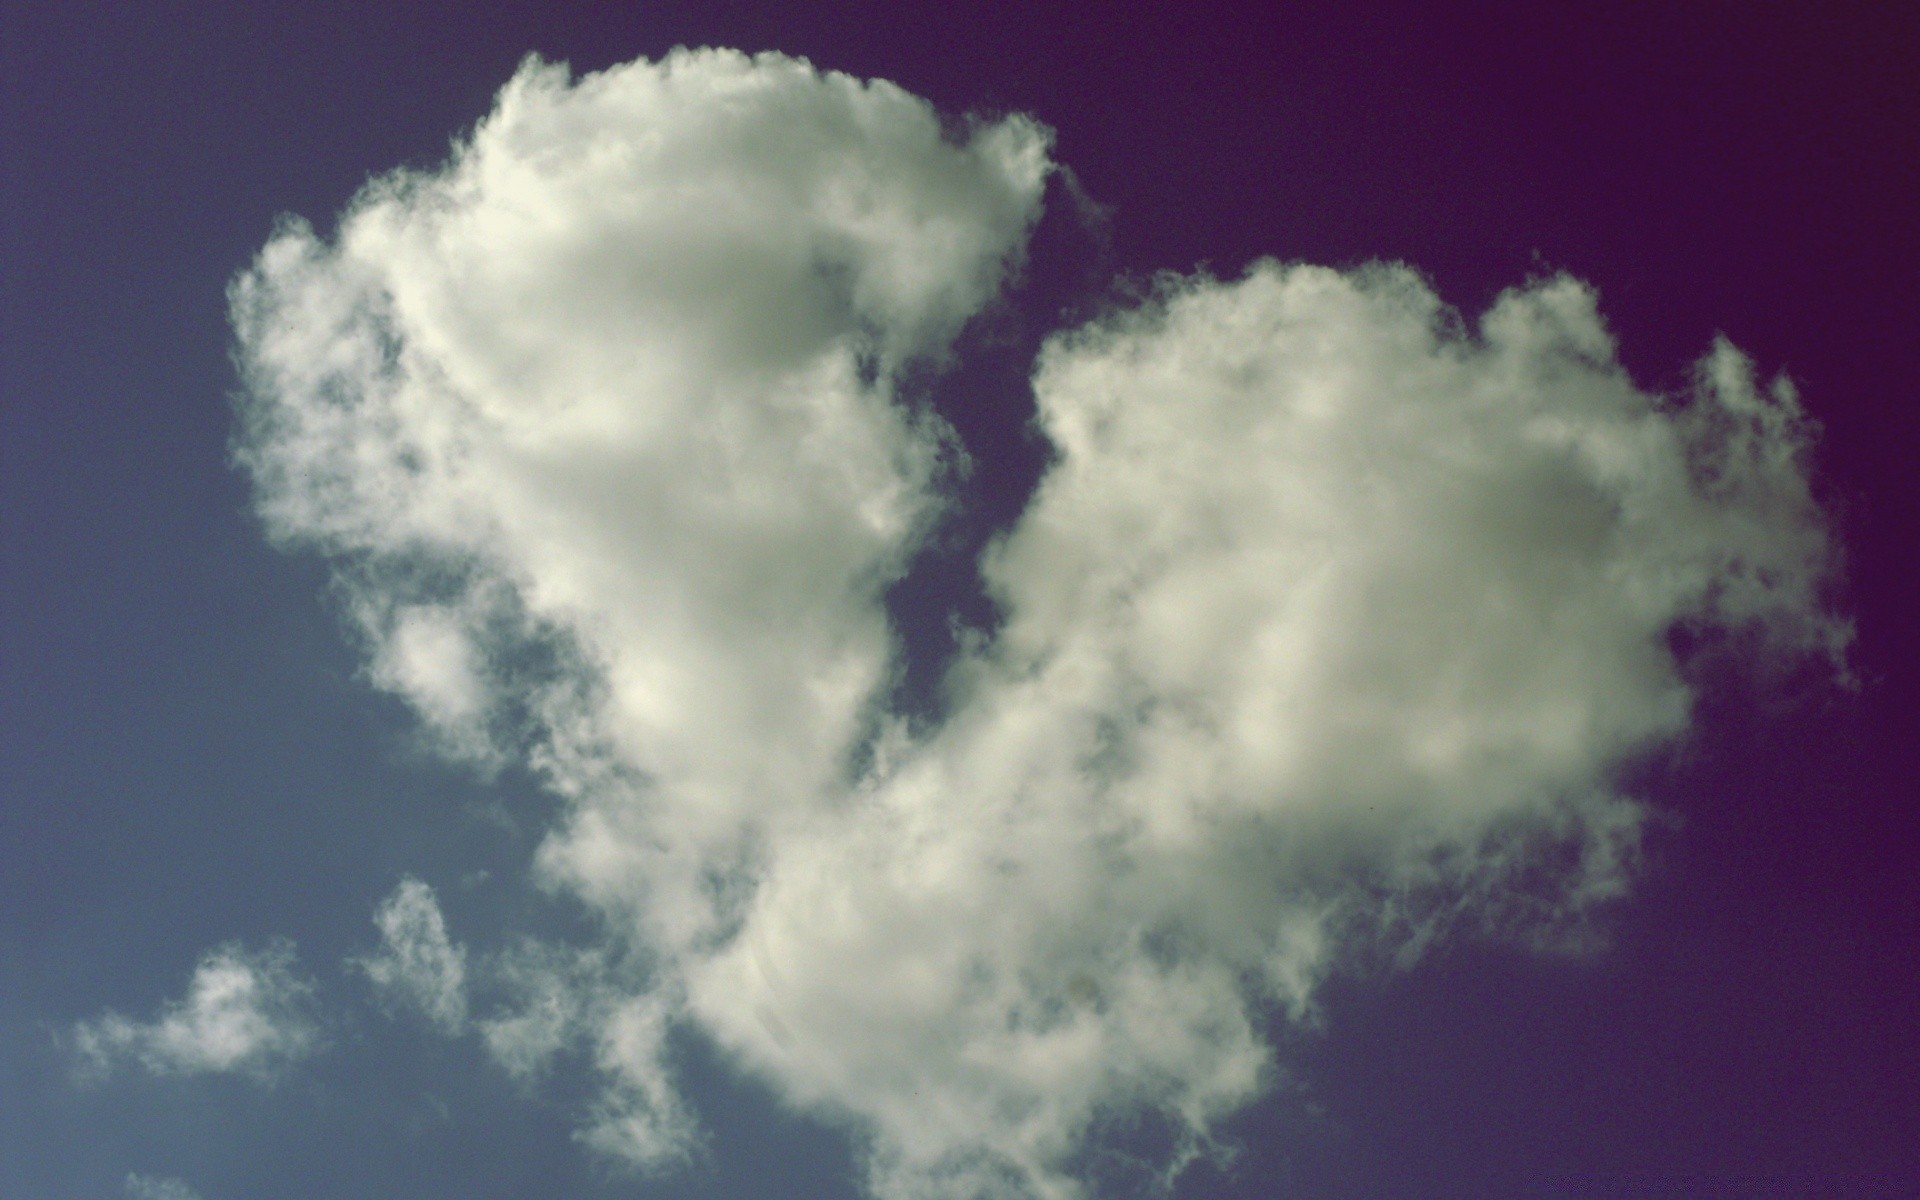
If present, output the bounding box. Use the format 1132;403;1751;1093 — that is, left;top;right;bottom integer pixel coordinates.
233;47;1847;1200
73;942;319;1083
352;885;696;1165
125;1175;204;1200
355;877;469;1033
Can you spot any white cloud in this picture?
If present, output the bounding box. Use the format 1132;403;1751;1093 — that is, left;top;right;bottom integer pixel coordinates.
472;939;601;1081
125;1176;204;1200
357;878;694;1161
687;264;1845;1197
234;46;1045;1174
356;878;469;1032
368;603;492;758
231;49;1844;1200
73;942;319;1083
580;991;702;1171
232;46;1048;967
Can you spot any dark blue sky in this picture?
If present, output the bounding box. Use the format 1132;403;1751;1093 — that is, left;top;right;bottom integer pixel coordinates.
5;4;1917;1198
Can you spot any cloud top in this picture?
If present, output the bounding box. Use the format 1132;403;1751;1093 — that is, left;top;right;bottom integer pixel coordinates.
73;942;319;1083
230;50;1843;1200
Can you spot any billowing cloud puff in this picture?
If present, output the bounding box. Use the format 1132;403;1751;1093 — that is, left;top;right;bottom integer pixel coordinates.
356;878;468;1032
688;265;1844;1198
72;942;319;1082
233;45;1047;1172
230;49;1842;1200
232;48;1049;965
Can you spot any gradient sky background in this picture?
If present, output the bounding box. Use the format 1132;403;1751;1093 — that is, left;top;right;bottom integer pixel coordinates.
4;4;1918;1199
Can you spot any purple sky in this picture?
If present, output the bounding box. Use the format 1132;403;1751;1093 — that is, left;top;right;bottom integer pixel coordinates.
4;4;1917;1199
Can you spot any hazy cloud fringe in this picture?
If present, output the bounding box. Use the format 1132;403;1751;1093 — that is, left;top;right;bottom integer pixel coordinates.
72;942;319;1083
125;1176;205;1200
356;878;469;1032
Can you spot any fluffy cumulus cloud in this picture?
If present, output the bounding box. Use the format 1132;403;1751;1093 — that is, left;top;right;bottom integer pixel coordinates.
230;48;1843;1200
232;47;1048;967
72;942;319;1083
233;45;1045;1173
685;266;1845;1198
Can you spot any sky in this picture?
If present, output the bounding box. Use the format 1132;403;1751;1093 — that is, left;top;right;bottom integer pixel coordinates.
3;4;1917;1200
